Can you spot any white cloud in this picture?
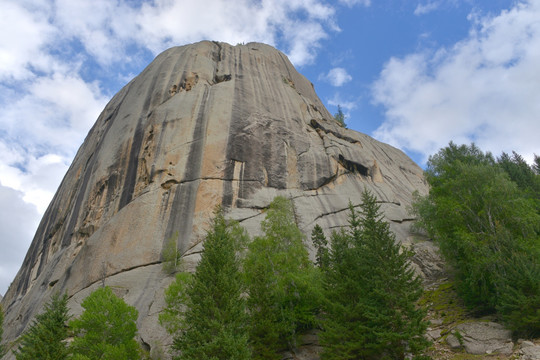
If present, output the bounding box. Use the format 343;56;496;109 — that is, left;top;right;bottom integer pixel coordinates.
328;93;357;111
134;0;337;66
0;184;40;296
319;67;353;87
338;0;371;7
414;1;442;16
0;1;57;81
372;0;540;164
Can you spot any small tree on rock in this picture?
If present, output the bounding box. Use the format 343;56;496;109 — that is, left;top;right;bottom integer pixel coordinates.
334;105;346;128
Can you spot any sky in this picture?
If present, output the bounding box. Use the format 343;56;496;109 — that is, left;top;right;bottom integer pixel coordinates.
1;0;539;296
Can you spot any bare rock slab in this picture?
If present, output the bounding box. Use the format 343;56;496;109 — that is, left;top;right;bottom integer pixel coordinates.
454;321;514;355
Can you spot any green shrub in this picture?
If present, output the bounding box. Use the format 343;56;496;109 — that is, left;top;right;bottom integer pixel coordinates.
69;287;141;360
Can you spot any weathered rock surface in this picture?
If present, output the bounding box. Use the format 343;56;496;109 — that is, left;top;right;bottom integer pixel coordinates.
0;41;427;357
519;340;540;360
448;321;514;355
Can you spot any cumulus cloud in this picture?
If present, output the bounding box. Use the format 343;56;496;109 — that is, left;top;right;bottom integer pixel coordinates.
0;184;40;296
0;1;57;81
372;0;540;163
134;0;337;66
328;93;358;112
319;67;353;87
339;0;371;7
414;1;442;16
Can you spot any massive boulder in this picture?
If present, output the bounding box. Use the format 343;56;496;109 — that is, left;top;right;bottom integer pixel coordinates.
0;41;427;355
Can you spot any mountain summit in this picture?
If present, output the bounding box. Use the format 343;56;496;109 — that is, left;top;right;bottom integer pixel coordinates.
1;41;427;353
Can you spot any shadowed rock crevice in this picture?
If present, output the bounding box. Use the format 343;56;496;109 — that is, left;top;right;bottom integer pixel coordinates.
337;154;369;177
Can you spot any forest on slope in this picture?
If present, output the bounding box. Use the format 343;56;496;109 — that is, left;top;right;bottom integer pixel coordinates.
1;143;539;360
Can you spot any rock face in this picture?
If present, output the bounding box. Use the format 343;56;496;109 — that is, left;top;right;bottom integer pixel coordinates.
447;321;514;355
0;41;427;355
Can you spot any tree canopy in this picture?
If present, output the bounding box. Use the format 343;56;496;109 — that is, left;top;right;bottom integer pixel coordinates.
69;287;141;360
412;142;540;336
244;196;319;360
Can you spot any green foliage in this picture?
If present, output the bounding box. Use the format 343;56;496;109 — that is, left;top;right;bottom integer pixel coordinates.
162;231;181;274
333;105;346;128
311;224;329;269
13;293;70;360
498;151;540;212
419;282;468;326
321;191;429;360
496;250;540;338
69;287;140;360
533;154;540;174
244;196;320;359
159;272;192;336
412;142;540;336
160;208;251;360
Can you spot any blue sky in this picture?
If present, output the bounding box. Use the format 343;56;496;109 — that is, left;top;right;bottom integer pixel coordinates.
1;0;539;295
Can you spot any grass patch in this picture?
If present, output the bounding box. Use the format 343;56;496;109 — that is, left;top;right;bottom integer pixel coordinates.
420;281;469;326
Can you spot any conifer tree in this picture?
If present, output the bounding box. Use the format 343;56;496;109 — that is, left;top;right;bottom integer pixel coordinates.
69;287;140;360
321;190;428;359
160;208;251;360
244;196;319;360
311;224;329;269
13;292;70;360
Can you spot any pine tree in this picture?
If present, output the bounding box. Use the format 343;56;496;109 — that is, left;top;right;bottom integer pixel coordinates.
334;105;346;127
321;190;429;359
69;287;140;360
244;196;319;360
533;154;540;175
311;224;329;269
13;293;70;360
160;208;251;360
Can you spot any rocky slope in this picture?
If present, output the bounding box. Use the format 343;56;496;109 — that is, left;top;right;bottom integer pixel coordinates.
0;41;428;356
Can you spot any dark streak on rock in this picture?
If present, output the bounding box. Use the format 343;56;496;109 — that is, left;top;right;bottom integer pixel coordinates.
165;85;210;253
118;116;144;210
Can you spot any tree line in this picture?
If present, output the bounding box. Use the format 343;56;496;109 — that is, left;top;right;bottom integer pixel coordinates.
160;193;429;360
411;143;540;337
3;142;538;358
1;191;430;360
0;287;141;360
